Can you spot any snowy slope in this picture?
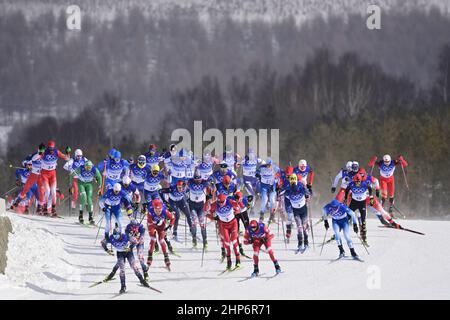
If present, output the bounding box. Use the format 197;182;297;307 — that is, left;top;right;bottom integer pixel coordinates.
1;0;450;24
1;209;449;300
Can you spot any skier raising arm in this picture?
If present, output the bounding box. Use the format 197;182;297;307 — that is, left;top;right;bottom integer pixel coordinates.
368;154;409;215
331;161;353;202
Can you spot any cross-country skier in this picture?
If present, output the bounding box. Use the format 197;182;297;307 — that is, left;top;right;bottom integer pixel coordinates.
63;149;87;210
159;180;195;243
38;140;70;216
146;199;175;271
368;154;408;215
187;171;210;249
212;162;238;187
121;175;141;216
322;199;360;259
97;149;130;191
331;161;354;202
216;175;239;197
165;148;189;186
256;158;280;223
344;173;374;245
11;160;38;213
143;164;167;205
70;160;102;224
294;159;314;194
129;155;148;211
144;144;162;169
221;145;241;174
285;173;311;253
209;193;242;271
196;150;216;181
241;148;261;197
103;225;150;294
125;219;149;281
244;220;281;277
10;144;45;213
99;183;134;253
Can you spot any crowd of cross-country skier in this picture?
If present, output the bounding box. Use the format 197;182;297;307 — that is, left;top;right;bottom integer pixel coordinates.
6;140;417;294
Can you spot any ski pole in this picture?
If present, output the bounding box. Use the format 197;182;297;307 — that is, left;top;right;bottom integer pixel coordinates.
8;164;23;170
392;204;407;219
201;225;206;267
68;176;72;218
356;233;370;255
3;185;18;197
308;203;315;251
319;228;328;256
281;210;287;250
400;163;409;190
94;214;104;244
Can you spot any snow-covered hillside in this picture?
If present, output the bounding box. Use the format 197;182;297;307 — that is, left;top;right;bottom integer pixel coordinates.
1;209;449;299
1;0;450;24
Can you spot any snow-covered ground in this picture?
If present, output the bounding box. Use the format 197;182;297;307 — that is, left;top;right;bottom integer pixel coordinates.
0;210;449;300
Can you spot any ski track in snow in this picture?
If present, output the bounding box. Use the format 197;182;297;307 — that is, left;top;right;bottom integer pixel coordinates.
1;211;449;299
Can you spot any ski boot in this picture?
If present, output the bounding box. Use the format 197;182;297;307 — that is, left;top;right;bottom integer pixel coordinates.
192;237;198;249
338;245;345;258
78;210;84;224
274;260;281;274
303;238;309;252
105;272;115;282
119;286;126;294
296;240;305;254
360;222;369;246
220;247;226;262
350;247;358;258
235;258;241;269
377;215;390;226
36;204;43;215
203;241;208;251
239;243;245;256
143;271;149;282
10;198;19;210
88;212;95;225
226;257;232;270
147;252;153;267
42;205;48;216
51;205;57;218
166;238;174;254
286;225;292;243
390;220;401;229
24;205;29;214
164;253;171;271
251;264;259;278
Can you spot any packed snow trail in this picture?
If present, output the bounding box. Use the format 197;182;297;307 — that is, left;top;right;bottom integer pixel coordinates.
1;211;450;299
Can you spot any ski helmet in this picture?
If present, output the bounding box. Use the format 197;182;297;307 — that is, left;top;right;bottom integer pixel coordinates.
149;144;157;152
285;166;294;176
223;175;231;185
246;195;254;203
353;173;362;183
137;155;146;168
176;180;185;191
235;191;243;200
299;159;307;170
108;148;116;159
152;198;163;210
249;220;259;231
47;140;56;149
351;161;360;173
193;170;202;181
266;158;273;166
330;199;341;208
113;150;121;161
113;183;122;193
151;164;160;174
289;173;298;184
85;160;93;170
122;176;131;186
112;226;121;240
74;149;83;158
218;193;227;205
383;154;391;163
359;168;367;180
346;161;353;171
203;150;211;162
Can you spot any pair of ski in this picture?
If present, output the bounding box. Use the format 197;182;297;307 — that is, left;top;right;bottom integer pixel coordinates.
90;277;162;294
330;254;364;263
378;225;425;235
218;265;242;275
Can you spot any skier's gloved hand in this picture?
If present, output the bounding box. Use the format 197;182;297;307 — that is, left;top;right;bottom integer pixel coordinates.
127;208;133;217
375;189;380;198
324;219;329;230
369;197;375;206
331;187;336;193
65;146;72;154
69;187;74;195
249;238;254;244
353;223;359;233
102;207;106;212
98;189;103;196
38;143;46;154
